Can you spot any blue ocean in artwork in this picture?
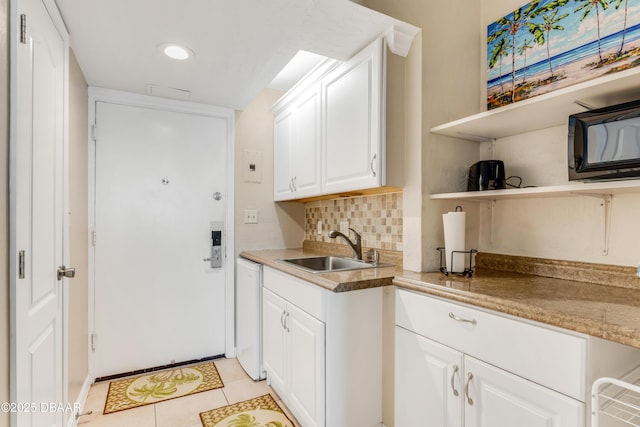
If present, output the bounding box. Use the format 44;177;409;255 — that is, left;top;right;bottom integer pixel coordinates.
488;22;640;87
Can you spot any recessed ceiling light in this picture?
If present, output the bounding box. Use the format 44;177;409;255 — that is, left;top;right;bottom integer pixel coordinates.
159;43;194;61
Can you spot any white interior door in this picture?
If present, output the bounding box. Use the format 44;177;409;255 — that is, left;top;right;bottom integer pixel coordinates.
93;100;229;378
12;0;68;425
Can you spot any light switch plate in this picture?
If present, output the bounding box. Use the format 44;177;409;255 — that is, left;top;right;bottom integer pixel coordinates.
244;209;258;224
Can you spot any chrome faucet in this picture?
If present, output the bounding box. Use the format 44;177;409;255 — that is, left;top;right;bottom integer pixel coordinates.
328;228;363;260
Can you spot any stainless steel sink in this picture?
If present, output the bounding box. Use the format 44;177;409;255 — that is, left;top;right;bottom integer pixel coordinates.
278;256;392;273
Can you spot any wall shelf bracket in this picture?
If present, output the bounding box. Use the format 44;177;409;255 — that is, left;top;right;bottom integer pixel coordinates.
574;193;613;255
489;200;496;245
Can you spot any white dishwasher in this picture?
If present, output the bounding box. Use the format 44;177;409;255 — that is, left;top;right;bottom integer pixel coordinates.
235;257;265;380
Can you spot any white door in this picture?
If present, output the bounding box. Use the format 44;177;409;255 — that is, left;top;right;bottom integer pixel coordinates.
464;356;584;427
12;0;67;425
93;100;229;377
395;326;464;427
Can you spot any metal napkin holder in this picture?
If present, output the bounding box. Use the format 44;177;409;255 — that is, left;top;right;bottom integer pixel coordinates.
437;247;478;277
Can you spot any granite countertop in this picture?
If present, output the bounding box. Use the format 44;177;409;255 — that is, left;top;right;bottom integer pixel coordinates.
240;248;400;293
240;248;640;349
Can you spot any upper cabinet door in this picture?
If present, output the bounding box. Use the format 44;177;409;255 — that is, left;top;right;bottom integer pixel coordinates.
273;88;322;201
273;108;295;201
292;87;322;198
323;38;384;194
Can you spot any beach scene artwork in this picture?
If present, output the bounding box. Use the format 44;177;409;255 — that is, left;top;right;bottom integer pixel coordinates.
487;0;640;110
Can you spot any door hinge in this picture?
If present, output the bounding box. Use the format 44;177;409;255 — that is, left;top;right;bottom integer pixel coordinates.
18;250;25;279
91;333;97;351
20;14;26;44
91;229;96;246
91;125;98;141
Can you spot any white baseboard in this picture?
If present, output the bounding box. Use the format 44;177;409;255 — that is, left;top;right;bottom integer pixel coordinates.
67;375;93;427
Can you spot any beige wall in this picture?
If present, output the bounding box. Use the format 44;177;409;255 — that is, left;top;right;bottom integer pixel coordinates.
234;89;305;255
67;49;89;406
363;0;482;274
1;0;9;424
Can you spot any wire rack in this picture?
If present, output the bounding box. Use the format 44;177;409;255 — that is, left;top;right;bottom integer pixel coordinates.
593;377;640;427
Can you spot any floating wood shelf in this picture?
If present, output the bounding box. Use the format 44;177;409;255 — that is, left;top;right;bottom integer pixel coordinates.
430;68;640;142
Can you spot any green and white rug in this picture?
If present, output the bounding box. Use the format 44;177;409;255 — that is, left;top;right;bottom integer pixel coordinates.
104;362;224;414
200;394;295;427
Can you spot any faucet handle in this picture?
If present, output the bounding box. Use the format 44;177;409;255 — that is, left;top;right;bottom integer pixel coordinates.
365;249;380;266
348;227;362;241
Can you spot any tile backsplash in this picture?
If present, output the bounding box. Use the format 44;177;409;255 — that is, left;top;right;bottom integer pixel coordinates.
305;192;403;251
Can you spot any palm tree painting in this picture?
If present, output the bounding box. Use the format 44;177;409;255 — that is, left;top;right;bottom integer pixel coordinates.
487;0;640;109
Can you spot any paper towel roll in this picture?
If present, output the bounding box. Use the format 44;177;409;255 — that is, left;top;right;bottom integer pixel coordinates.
443;211;466;273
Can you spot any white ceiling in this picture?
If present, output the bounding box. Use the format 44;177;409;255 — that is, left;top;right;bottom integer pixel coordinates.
56;0;411;110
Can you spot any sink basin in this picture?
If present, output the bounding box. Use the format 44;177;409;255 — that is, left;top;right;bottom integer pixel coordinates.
278;256;391;273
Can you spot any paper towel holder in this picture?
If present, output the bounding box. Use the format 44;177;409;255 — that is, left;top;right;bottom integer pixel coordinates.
437;247;477;277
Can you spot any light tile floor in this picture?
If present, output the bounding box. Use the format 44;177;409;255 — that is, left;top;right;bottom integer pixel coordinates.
76;358;301;427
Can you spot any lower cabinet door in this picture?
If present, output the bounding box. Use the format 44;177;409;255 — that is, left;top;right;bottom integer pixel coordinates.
287;302;325;427
262;289;287;394
395;326;464;427
464;356;584;427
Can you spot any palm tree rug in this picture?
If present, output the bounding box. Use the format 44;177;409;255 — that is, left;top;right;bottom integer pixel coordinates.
103;362;224;414
200;394;295;427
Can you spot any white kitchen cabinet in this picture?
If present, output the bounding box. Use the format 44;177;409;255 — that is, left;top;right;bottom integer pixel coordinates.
395;326;464;427
263;287;324;427
272;37;404;201
273;86;322;201
262;266;382;427
262;288;288;393
395;288;640;427
395;324;583;427
322;37;384;194
464;356;583;427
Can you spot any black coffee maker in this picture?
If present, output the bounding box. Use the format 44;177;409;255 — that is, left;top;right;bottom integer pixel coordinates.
467;160;506;191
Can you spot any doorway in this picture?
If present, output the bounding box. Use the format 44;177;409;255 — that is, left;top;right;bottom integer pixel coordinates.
89;90;235;378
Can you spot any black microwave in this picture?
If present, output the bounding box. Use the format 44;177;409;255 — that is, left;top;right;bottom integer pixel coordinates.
568;99;640;181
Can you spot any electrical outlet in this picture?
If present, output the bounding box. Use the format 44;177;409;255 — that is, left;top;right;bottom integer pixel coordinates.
244;209;258;224
340;220;349;234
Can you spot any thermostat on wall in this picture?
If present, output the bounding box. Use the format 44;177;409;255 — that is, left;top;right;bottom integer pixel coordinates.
243;150;262;183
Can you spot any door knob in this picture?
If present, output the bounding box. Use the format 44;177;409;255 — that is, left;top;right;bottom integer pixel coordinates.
57;265;76;281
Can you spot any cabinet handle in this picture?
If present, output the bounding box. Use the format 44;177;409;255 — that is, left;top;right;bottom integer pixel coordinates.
292;176;297;191
285;312;290;332
289;178;294;192
450;365;459;397
281;310;287;330
465;373;474;405
370;154;377;177
449;312;477;325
